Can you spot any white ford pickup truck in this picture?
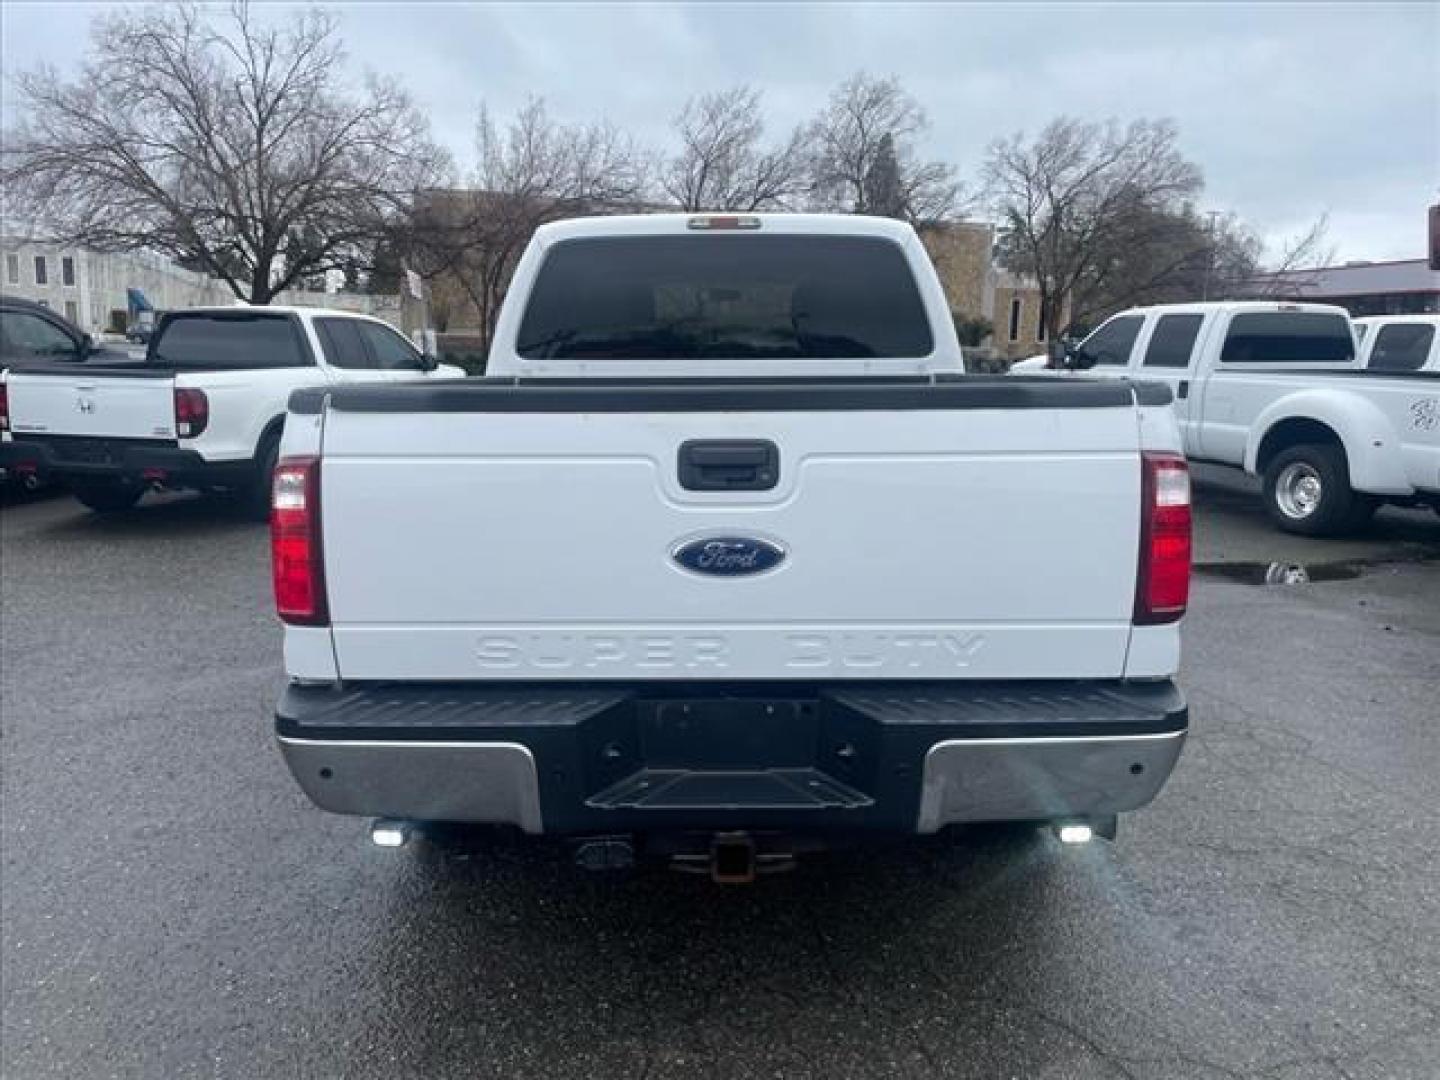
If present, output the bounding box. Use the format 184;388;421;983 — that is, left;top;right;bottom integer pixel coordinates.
271;213;1192;877
0;306;463;516
1021;302;1440;534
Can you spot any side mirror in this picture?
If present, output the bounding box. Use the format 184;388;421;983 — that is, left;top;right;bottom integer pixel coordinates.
1064;342;1097;371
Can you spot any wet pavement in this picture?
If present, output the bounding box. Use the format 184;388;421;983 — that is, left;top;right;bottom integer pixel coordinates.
3;475;1439;1079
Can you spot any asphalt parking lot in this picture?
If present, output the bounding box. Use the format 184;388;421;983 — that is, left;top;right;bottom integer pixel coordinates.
3;470;1438;1079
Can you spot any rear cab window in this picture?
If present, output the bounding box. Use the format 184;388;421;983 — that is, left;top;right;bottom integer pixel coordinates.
151;313;312;369
356;321;424;370
1366;323;1435;372
1220;312;1354;365
516;235;933;361
315;318;372;369
1142;313;1204;369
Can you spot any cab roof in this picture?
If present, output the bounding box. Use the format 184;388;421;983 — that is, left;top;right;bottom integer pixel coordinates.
531;212;919;245
1113;300;1352;318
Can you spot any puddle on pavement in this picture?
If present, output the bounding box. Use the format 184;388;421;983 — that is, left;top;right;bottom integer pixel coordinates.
1195;555;1438;586
1197;561;1363;586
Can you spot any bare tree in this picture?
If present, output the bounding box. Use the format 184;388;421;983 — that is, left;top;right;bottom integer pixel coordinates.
1;2;447;303
1075;203;1262;322
406;98;649;351
985;117;1203;338
807;73;962;223
1238;213;1336;297
664;86;810;212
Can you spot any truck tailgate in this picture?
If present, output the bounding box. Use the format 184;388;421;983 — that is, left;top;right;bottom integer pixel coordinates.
6;370;176;440
316;384;1144;681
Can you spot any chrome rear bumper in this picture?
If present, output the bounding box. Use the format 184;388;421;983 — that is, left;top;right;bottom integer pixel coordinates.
916;730;1185;833
279;737;545;834
279;726;1185;836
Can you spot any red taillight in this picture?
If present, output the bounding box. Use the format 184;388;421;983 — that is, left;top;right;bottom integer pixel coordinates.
1;383;9;432
1135;452;1191;625
174;388;208;438
271;456;327;626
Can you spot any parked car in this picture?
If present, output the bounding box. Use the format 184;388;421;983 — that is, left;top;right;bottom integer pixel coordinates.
1;295;133;494
1355;314;1440;373
1023;301;1440;533
0;305;465;516
269;213;1192;879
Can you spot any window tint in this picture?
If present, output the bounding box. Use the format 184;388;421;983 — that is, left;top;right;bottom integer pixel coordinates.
1;311;79;358
316;318;371;368
1220;312;1353;364
517;235;933;361
1079;315;1143;366
356;321;422;370
151;314;311;369
1368;324;1435;372
1142;313;1204;368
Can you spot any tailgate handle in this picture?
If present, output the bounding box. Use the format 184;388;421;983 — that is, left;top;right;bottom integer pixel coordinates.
678;440;779;491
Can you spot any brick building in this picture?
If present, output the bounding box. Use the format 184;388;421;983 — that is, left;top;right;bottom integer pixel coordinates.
919;221;1061;361
1245;259;1439;316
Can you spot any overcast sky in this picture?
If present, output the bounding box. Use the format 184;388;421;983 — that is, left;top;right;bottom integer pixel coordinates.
3;1;1435;263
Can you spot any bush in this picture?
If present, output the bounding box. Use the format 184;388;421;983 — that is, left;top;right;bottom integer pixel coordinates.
952;313;993;348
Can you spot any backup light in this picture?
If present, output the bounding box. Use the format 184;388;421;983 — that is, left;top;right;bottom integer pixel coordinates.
370;821;408;848
1058;824;1094;845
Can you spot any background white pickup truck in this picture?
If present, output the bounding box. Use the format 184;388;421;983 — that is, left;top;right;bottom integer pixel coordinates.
1355;314;1439;373
0;306;463;515
271;213;1193;876
1030;301;1440;534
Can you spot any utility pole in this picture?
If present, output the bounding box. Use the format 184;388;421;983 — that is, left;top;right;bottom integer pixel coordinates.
1202;210;1221;301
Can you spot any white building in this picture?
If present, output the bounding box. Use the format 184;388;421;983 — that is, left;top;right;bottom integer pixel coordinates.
1;238;233;332
0;237;415;333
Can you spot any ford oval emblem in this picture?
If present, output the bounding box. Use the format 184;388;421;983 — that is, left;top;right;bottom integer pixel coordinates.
673;536;786;577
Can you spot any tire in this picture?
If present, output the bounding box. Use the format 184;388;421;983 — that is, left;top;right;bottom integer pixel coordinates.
241;434;281;522
1261;442;1367;536
70;478;143;514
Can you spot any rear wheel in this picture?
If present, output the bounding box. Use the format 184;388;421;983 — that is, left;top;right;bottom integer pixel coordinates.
70;478;143;514
1262;443;1369;536
241;434;281;521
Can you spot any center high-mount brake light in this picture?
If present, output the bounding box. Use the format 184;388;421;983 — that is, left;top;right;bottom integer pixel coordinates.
687;215;761;231
271;456;327;626
1134;452;1192;625
174;388;209;438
